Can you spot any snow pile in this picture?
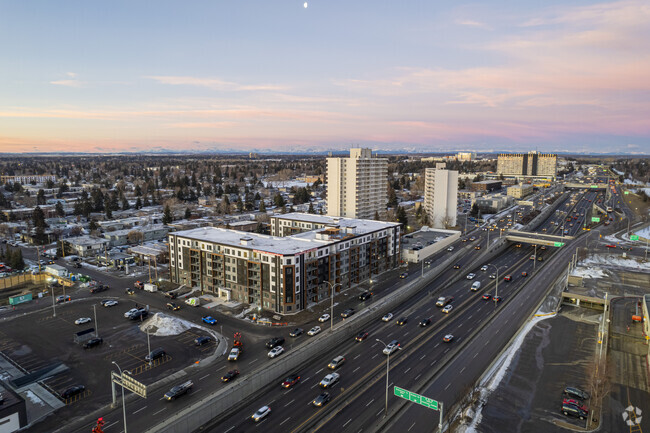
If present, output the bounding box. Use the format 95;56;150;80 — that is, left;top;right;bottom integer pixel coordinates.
634;226;650;239
235;305;258;319
24;390;45;406
139;312;192;336
571;266;608;279
581;254;650;271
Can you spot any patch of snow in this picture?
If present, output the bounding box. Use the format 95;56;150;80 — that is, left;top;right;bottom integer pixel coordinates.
634;226;650;239
24;390;45;405
612;168;623;175
571;266;608;279
581;254;650;271
235;305;258;319
140;312;192;336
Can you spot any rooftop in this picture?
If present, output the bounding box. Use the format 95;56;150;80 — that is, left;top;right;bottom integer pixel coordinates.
273;212;400;234
64;235;109;246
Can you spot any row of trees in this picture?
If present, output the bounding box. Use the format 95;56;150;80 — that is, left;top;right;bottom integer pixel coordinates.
0;246;25;270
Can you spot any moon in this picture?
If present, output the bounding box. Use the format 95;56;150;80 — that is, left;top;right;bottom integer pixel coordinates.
304;2;308;8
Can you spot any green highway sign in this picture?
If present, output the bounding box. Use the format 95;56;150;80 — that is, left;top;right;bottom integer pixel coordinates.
394;386;439;410
624;191;629;195
590;185;598;188
591;217;600;222
553;242;565;247
630;235;639;241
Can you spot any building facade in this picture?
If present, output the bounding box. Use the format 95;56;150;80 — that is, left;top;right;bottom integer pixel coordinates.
0;174;56;185
507;184;534;199
470;180;502;192
327;148;387;219
168;213;401;314
423;163;458;229
497;152;557;178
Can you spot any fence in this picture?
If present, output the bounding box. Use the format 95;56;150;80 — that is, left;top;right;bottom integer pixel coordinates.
0;273;47;290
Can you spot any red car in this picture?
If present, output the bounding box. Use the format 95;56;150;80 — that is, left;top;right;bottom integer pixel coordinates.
281;374;301;388
503;275;512;282
355;332;369;342
605;245;616;248
482;293;492;300
563;398;589;413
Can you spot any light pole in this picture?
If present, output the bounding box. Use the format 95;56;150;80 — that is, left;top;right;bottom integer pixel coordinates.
324;281;341;333
112;361;129;433
487;263;506;302
93;304;98;337
50;284;56;317
376;338;401;417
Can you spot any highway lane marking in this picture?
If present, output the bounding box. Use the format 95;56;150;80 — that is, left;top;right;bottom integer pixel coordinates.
404;367;411;374
371;342;378;348
430;360;436;366
224;426;235;433
403;332;409;336
311;383;318;389
473;352;479;359
445;383;451;390
280;417;292;426
248;358;258;365
386;332;393;337
460;366;466;374
371;353;378;359
504;318;509;324
199;374;210;380
303;377;310;381
366;398;374;407
434;342;440;348
408;422;417;431
195;388;202;393
152;408;167;416
376;409;383;417
343;419;352;428
132;406;147;414
354;354;361;360
353;367;360;373
415;374;421;381
269;399;276;404
284;399;295;407
420;354;426;360
104;421;119;430
444;348;449;353
316;368;324;374
495;328;501;334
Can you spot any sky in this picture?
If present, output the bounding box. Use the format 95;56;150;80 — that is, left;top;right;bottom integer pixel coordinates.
1;0;649;154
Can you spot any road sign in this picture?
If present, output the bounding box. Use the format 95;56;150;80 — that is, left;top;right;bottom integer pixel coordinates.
591;217;600;222
112;371;147;398
394;386;439;410
553;242;565;247
624;191;629;195
630;235;639;241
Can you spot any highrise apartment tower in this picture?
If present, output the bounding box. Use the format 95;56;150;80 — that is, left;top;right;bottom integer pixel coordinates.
424;163;458;229
327;148;388;219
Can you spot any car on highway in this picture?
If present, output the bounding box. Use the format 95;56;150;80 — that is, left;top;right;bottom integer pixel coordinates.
227;347;240;360
281;374;301;388
493;295;502;303
482;293;492;300
221;370;240;383
61;385;85;399
307;326;322;336
202;316;217;325
469;237;476;241
145;348;166;362
102;300;118;307
355;331;369;342
328;356;345;369
382;313;394;322
503;275;512;282
289;328;304;337
474;245;481;250
480;265;488;271
166;302;180;311
341;308;355;318
466;273;476;280
382;340;400;355
471;281;481;291
268;346;285;358
489;274;496;279
442;305;453;314
399;272;408;279
358;291;372;301
319;373;340;388
312;392;331;407
251;405;271;422
164;380;194;401
195;336;212;346
436;296;454;307
396;317;408;325
443;334;454;343
419;318;431;327
515;244;522;248
447;246;454;251
266;337;285;349
453;263;461;269
521;272;528;277
318;313;330;323
563;386;589;400
83;338;103;349
75;317;92;325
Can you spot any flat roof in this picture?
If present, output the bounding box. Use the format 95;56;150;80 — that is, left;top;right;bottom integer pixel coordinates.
65;236;108;246
272;213;400;234
403;228;458;247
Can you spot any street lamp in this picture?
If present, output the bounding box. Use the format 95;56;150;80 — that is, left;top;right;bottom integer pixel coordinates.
112;361;130;433
486;263;507;302
376;338;401;417
324;281;341;333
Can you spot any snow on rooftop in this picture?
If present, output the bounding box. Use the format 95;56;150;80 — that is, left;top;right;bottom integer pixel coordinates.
273;212;400;232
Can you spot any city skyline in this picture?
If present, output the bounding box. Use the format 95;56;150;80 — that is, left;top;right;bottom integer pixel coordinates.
1;0;649;154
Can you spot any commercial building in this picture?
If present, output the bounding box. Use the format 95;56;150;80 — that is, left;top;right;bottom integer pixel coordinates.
0;174;56;185
423;163;458;229
475;194;514;213
168;213;401;314
327;148;387;219
62;236;109;257
456;152;476;161
497;152;557;178
401;227;460;263
470;180;502;192
507;184;534;199
0;382;27;432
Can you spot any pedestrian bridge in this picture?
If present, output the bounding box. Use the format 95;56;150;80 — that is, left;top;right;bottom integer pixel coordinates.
505;230;574;247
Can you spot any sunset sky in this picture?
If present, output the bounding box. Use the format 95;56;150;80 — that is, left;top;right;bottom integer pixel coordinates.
1;0;649;154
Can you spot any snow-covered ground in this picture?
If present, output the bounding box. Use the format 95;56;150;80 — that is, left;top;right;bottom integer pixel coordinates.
571;266;608;279
634;226;650;239
140;313;192;336
581;254;650;271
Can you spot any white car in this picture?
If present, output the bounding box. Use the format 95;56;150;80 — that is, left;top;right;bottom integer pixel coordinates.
447;246;454;252
103;300;118;307
251;405;271;422
307;326;321;336
318;313;330;323
75;317;92;325
382;313;394;322
383;340;400;355
442;305;453;314
319;373;340;388
124;308;139;318
268;346;285;358
466;273;476;280
480;265;488;271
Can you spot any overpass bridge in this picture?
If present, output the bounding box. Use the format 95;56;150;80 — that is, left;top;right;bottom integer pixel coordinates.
505;230;573;247
564;182;607;190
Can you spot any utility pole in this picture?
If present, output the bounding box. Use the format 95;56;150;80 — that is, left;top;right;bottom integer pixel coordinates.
93;304;98;337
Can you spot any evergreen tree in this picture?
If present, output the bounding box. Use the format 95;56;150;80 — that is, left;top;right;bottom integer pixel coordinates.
37;189;46;205
395;206;408;228
258;199;266;213
184;207;191;219
163;205;173;225
55;201;65;217
32;206;47;244
135;197;142;209
374;210;380;221
308;202;315;214
105;205;113;220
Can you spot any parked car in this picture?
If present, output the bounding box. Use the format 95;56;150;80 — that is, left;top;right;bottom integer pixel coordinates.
164;291;178;299
83;338;103;349
563;386;589;400
145;348;166;362
195;336;212;346
61;385;85;399
129;309;148;320
561;402;588;419
90;285;108;294
102;300;118;307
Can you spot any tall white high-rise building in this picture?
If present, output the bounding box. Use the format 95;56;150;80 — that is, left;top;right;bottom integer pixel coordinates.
327;148;388;219
424;163;458;229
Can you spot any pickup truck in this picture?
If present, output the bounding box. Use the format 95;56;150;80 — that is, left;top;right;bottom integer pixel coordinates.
164;380;193;401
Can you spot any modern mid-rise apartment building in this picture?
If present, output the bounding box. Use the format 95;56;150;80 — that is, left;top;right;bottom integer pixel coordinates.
327;148;387;219
168;213;401;314
423;163;458;229
497;152;557;178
